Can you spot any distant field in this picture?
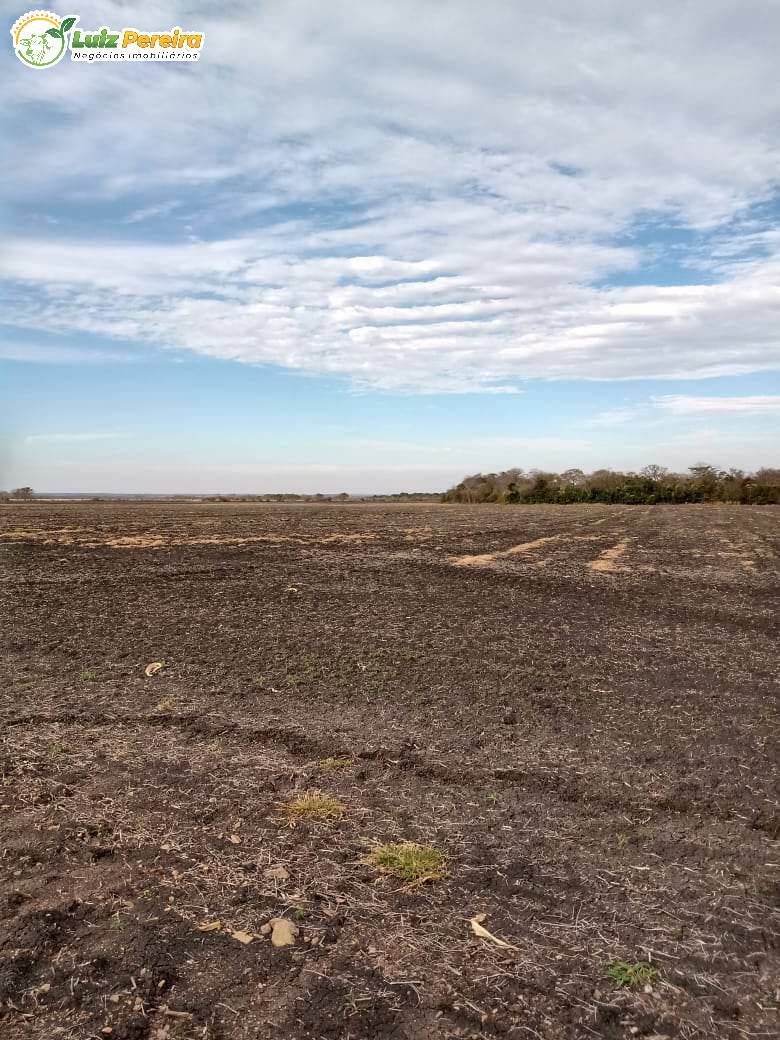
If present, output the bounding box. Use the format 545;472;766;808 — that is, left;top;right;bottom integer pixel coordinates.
1;503;778;1040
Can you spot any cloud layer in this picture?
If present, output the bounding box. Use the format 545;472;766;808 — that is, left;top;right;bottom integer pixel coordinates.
3;1;780;391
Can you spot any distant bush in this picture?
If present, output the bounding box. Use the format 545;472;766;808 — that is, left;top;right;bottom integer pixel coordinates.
443;465;780;505
202;492;440;503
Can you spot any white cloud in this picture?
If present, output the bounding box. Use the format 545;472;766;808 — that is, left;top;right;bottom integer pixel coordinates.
0;341;135;363
653;395;780;416
24;433;127;443
2;2;780;390
3;235;778;390
587;405;649;428
589;394;780;428
123;201;181;224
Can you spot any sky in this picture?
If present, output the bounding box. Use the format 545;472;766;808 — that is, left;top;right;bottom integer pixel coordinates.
1;0;779;494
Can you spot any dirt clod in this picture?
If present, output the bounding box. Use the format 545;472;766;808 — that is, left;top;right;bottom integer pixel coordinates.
269;918;299;947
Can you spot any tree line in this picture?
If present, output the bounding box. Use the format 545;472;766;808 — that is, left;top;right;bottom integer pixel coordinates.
4;471;779;505
0;486;34;501
443;465;780;505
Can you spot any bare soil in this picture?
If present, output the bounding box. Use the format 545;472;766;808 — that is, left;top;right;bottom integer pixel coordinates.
1;502;778;1040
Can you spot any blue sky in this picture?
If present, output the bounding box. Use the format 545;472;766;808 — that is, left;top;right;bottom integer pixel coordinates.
2;1;779;493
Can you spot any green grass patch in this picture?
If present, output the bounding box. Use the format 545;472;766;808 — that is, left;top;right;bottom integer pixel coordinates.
366;842;447;882
606;960;657;988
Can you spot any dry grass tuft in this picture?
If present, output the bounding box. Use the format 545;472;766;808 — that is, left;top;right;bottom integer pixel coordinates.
319;756;353;770
279;790;346;822
366;842;447;882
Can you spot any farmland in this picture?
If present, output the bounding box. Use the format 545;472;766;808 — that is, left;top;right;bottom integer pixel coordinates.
1;502;778;1040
